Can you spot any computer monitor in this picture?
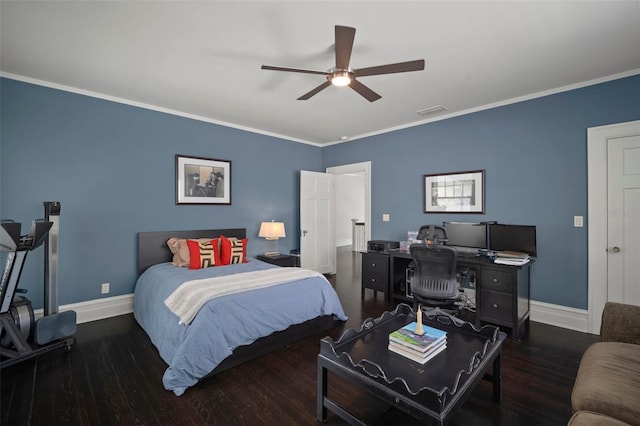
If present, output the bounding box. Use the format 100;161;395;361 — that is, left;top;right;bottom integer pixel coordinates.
489;224;537;257
443;222;487;249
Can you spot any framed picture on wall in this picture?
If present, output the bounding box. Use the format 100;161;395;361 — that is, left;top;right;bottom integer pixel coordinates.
176;154;231;205
424;170;485;214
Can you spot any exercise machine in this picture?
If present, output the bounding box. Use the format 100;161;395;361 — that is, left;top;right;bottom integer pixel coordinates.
0;201;76;368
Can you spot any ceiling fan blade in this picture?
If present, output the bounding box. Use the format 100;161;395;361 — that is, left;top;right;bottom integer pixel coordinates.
350;79;382;102
353;59;425;77
297;80;332;100
261;65;328;76
334;25;356;70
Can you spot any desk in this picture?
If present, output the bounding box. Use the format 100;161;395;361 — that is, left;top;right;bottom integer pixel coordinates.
387;249;532;340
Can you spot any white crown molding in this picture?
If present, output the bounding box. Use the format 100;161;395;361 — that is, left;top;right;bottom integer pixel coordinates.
0;71;322;148
325;68;640;146
3;68;638;148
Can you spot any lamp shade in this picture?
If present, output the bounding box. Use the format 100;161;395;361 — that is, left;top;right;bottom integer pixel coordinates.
259;221;286;240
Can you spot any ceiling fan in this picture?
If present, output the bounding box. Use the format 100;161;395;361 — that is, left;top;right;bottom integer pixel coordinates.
261;25;425;102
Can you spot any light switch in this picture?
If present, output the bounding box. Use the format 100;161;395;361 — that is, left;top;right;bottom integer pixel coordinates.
574;216;584;227
382;214;390;222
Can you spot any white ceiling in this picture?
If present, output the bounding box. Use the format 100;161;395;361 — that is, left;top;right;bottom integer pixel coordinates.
1;1;639;146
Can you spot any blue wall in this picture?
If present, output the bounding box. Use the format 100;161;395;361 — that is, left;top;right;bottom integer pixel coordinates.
323;74;640;309
0;78;322;307
2;75;639;310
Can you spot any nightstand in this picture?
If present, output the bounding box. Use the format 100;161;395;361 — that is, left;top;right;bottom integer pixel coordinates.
257;254;299;267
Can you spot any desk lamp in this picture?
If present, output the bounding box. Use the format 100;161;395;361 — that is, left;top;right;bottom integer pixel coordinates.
259;221;286;256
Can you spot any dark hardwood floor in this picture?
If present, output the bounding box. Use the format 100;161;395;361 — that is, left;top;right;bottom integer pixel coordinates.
1;247;598;425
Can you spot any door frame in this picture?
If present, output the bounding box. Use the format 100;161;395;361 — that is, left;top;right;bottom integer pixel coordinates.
587;120;640;334
326;161;371;251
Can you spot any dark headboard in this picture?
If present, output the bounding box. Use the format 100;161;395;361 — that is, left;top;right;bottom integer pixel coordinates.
137;228;246;276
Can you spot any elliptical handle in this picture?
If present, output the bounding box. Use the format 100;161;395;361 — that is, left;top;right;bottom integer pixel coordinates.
1;221;21;251
22;220;53;250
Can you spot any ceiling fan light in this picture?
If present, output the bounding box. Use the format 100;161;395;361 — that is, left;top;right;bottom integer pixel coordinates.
331;71;351;87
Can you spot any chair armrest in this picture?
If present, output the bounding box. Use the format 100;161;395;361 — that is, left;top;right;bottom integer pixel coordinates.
458;267;476;288
600;302;640;344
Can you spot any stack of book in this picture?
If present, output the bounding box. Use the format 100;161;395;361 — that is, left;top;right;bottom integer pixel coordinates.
493;250;530;266
388;322;447;364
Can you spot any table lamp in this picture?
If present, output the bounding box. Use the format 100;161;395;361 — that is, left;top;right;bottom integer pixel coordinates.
259;221;286;256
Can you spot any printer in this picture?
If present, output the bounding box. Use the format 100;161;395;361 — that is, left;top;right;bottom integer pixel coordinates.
367;240;400;254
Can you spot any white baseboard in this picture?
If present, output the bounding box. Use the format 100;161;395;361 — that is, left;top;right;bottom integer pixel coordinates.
336;239;352;247
33;294;590;333
34;294;134;324
530;300;590;333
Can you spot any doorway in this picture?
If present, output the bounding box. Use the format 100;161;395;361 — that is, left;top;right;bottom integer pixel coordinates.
587;120;640;334
327;162;371;252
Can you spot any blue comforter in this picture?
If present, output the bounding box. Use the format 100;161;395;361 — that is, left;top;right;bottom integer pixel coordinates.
133;259;347;396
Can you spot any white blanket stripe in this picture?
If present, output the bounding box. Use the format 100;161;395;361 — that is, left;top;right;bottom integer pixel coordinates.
164;267;326;325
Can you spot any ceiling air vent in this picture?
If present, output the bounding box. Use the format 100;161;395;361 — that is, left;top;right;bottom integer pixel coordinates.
416;105;447;116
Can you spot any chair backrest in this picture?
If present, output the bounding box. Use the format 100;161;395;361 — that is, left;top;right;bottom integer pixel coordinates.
417;225;448;244
409;243;459;302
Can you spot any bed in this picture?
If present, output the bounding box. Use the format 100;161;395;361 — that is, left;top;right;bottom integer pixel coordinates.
133;228;347;396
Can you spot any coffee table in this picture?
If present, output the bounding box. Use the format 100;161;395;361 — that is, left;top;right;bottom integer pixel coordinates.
317;304;505;425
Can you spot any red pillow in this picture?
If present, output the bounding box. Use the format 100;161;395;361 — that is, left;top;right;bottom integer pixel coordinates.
220;235;248;264
186;239;221;269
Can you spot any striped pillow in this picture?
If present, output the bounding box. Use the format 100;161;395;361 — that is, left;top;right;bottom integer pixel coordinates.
220;235;248;264
186;239;221;269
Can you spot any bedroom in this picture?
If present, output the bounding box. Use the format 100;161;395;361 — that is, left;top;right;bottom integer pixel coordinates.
1;1;640;424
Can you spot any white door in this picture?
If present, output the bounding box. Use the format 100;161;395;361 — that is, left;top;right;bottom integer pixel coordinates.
588;120;640;333
300;170;335;274
607;135;640;304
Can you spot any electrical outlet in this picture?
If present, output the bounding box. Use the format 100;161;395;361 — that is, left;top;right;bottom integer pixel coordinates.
382;213;390;222
574;215;584;227
101;282;110;294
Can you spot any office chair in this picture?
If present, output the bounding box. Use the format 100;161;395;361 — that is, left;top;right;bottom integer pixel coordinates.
409;225;475;313
409;243;461;311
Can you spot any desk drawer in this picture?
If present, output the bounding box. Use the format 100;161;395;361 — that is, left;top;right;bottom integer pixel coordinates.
480;291;512;324
362;270;387;291
362;253;389;292
363;254;388;274
480;269;513;293
362;261;389;275
362;253;389;270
